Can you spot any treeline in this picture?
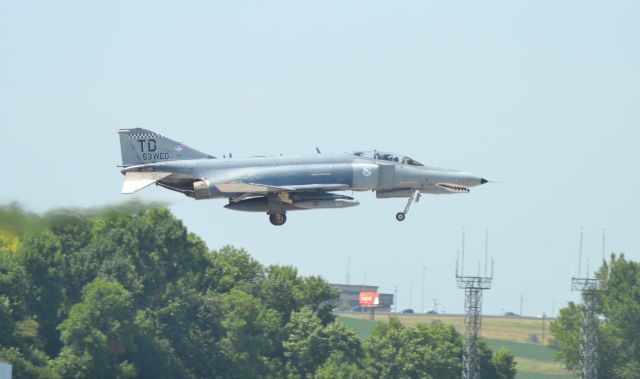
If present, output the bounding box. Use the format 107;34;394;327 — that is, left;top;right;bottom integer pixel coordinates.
0;204;515;378
551;254;640;378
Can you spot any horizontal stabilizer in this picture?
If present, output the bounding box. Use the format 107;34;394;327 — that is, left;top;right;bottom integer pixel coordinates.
122;172;172;194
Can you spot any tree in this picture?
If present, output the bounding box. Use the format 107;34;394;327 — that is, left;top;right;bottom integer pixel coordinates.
284;307;364;378
143;282;222;379
53;279;136;379
364;317;425;378
314;352;368;379
549;301;581;372
18;234;65;356
364;317;514;379
297;276;339;325
0;347;57;379
1;205;517;379
551;254;640;378
206;245;263;293
491;347;517;379
218;289;280;378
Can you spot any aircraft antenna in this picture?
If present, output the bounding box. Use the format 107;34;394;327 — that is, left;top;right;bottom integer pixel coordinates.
578;227;584;277
484;229;488;277
315;147;321;154
461;228;466;276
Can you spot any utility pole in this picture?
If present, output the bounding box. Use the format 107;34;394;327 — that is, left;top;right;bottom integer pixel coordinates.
456;230;494;379
421;267;426;313
394;285;398;313
409;282;413;309
346;258;351;284
601;228;606;263
542;312;546;345
519;294;523;316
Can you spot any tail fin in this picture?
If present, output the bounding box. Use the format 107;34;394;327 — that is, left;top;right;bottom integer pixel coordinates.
118;128;213;166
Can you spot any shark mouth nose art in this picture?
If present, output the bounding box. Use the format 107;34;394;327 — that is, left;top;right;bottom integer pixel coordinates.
436;183;470;193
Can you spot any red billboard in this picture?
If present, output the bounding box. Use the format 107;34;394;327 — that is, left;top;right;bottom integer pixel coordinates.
359;292;380;307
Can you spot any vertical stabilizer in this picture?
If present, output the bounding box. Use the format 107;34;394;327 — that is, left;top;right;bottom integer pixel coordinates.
118;128;213;166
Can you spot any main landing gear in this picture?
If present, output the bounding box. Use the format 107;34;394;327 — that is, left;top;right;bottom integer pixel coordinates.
396;190;420;222
269;213;287;226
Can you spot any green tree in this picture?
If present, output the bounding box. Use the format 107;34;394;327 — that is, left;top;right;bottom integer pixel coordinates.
297;276;339;325
86;208;209;308
150;282;224;379
0;347;57;379
551;254;640;378
363;318;410;378
18;234;65;356
491;347;517;379
2;205;515;379
206;245;263;293
364;317;514;379
218;289;280;378
284;307;363;378
314;352;368;379
365;318;462;379
52;279;136;379
550;301;581;371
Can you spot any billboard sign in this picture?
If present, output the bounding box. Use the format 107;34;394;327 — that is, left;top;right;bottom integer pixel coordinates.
359;292;379;307
379;293;394;308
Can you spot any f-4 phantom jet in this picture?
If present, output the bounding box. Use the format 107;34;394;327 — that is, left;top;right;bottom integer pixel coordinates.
118;128;488;225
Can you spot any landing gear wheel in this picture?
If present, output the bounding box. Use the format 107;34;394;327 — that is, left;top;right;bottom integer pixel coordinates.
396;190;419;222
269;213;287;226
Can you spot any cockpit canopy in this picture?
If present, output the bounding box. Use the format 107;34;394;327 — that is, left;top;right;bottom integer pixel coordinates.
353;151;424;166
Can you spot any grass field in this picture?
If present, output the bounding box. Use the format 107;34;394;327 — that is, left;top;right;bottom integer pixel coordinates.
336;313;576;379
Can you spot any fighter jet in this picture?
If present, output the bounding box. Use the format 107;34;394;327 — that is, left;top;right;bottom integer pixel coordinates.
118;128;488;225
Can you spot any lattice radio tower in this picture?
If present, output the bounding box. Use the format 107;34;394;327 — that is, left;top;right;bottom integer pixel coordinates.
571;228;607;379
456;229;494;379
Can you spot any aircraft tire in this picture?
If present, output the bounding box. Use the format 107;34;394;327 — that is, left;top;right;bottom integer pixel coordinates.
269;213;287;226
395;212;406;222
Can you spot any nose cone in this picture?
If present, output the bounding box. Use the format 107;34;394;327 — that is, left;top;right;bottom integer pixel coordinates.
459;172;488;187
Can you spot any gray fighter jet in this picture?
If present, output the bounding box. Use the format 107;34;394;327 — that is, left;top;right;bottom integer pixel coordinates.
118;128;488;225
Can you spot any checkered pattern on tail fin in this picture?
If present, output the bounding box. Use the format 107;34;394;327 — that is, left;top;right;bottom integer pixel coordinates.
118;128;213;166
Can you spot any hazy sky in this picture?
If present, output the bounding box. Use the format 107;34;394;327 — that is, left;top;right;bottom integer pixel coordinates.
2;1;639;316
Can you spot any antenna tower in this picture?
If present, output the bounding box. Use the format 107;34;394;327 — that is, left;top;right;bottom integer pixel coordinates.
571;228;607;379
456;231;494;379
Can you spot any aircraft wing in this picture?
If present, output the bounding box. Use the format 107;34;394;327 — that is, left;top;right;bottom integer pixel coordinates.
122;171;173;194
214;182;349;194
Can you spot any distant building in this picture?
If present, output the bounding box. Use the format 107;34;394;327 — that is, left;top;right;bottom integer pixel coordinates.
0;360;12;379
331;283;394;312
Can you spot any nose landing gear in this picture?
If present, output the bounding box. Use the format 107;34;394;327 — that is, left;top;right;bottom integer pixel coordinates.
396;190;420;222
